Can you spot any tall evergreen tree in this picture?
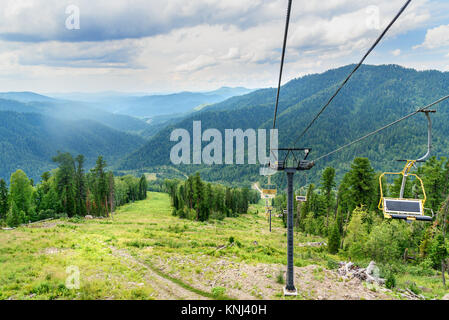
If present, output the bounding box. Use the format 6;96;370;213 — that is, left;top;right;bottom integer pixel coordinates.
139;175;148;200
320;167;336;228
328;222;341;254
0;179;8;220
108;172;115;216
53;152;76;217
348;158;375;212
420;157;446;212
74;155;87;216
91;156;108;217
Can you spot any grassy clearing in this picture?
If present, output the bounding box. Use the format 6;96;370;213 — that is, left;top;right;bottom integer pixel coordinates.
0;192;448;300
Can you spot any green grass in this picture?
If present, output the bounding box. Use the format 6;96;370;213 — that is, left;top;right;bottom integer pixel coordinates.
1;192;448;300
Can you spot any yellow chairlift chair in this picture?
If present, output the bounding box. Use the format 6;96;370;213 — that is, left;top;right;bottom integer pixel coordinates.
378;111;435;222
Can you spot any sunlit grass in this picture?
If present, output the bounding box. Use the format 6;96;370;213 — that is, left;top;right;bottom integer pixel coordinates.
1;191;448;300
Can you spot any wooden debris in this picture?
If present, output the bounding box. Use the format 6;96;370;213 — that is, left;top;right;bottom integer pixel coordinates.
337;261;386;286
298;241;327;247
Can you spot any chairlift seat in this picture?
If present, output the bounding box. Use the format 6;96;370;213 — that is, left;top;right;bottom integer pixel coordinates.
262;183;277;195
382;198;432;221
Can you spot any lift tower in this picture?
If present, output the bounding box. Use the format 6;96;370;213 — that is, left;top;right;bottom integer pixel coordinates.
270;148;315;295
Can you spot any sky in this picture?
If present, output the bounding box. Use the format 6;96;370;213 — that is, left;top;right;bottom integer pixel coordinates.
0;0;448;93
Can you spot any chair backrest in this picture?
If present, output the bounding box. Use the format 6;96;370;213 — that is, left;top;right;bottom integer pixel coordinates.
383;198;423;216
263;189;277;195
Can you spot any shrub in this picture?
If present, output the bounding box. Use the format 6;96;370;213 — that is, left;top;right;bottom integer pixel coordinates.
344;209;368;259
276;269;284;284
364;220;411;262
31;282;51;295
327;258;339;270
428;233;448;269
385;272;396;289
408;282;421;295
211;286;226;298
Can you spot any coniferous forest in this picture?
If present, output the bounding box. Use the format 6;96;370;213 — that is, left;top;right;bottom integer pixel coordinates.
165;173;259;221
0;152;148;228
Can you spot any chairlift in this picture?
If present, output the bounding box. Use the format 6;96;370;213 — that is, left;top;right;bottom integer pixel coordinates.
378;111;435;222
262;175;277;196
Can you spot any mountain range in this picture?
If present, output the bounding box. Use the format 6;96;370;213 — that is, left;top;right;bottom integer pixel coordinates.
119;64;449;187
2;65;449;187
0;87;253;181
48;87;255;118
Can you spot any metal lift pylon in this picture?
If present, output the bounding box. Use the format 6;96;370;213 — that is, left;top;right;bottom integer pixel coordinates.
269;148;315;295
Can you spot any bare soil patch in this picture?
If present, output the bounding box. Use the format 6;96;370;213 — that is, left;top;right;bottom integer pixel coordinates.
149;254;396;300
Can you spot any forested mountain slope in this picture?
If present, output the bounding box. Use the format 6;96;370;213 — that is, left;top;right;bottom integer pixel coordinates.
119;64;449;186
0;111;146;181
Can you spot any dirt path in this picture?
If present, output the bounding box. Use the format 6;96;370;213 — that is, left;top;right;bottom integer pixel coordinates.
108;246;209;300
151;254;396;300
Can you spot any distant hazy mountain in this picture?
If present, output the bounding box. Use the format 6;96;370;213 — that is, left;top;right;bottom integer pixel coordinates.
47;87;255;118
0;93;151;134
119;64;449;186
0;111;146;182
0;92;56;103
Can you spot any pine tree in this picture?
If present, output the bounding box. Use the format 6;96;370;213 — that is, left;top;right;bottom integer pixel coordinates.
53;152;76;217
74;155;87;216
139;175;148;200
420;157;446;212
0;179;8;220
320;167;336;229
328;222;341;254
241;187;249;214
348;158;375;212
108;172;115;216
92;156;108;217
225;187;232;217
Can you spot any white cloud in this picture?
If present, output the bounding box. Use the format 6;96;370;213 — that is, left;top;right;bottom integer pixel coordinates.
391;49;401;56
221;47;240;60
0;0;441;92
175;55;217;72
418;24;449;49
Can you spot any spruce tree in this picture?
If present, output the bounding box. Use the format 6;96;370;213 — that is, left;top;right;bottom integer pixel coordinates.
53;152;76;217
328;222;341;254
139;175;148;200
0;179;8;220
320;167;336;228
75;155;87;216
92;156;108;217
348;158;375;212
